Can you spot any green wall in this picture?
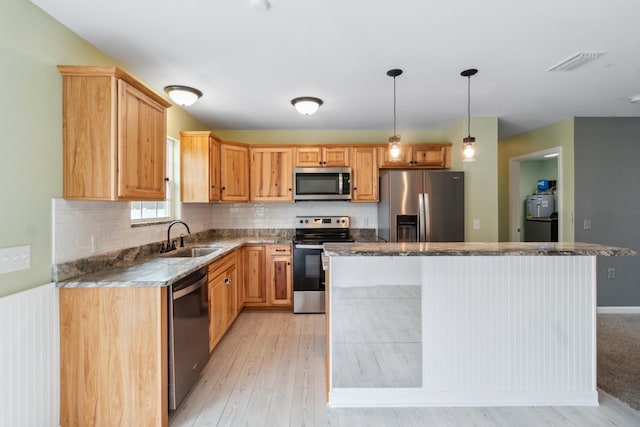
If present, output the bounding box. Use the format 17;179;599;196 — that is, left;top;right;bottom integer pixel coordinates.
443;118;499;242
214;129;446;144
0;0;207;297
498;119;574;242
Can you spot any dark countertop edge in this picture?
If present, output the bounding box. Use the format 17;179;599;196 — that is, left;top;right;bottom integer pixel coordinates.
322;242;637;257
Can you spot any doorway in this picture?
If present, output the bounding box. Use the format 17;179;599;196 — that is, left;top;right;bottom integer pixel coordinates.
508;147;562;242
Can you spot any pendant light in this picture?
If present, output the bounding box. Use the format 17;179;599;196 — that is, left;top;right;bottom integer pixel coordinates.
460;68;478;162
164;85;203;107
387;69;403;160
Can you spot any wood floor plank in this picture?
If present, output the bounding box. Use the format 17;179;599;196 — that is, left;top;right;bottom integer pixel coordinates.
171;311;640;427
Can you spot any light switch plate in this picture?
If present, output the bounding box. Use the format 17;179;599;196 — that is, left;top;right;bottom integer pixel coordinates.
0;245;31;275
473;219;481;230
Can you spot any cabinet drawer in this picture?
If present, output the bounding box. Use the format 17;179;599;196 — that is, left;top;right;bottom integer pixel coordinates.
268;244;291;256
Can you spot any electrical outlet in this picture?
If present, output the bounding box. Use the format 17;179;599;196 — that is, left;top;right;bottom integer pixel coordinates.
607;268;615;279
583;218;592;230
473;219;481;230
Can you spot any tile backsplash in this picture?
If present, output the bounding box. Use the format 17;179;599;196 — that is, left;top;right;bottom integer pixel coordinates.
53;199;377;263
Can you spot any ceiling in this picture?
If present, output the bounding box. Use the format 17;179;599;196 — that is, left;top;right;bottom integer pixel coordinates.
33;0;640;140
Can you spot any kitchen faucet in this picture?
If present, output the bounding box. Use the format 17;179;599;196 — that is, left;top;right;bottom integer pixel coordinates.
162;220;191;252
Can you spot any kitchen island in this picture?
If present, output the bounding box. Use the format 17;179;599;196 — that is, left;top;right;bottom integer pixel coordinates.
322;242;636;408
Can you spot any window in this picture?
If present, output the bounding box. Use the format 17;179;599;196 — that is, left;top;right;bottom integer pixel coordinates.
131;137;177;224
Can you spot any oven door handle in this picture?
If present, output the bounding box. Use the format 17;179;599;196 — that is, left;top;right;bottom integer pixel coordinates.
294;244;325;249
173;275;207;300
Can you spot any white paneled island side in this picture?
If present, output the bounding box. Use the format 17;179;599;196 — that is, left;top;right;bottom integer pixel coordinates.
322;242;636;408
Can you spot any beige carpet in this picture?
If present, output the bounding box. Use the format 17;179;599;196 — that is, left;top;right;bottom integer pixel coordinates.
597;313;640;411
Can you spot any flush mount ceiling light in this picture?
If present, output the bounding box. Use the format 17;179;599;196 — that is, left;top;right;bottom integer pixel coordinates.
461;68;478;162
291;97;323;115
164;85;203;107
250;0;270;12
387;68;403;161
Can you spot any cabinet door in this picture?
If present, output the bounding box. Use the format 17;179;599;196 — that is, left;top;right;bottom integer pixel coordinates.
412;146;445;167
220;143;249;202
351;147;378;202
269;255;292;306
243;246;266;304
295;147;323;167
250;147;293;202
209;137;221;202
323;147;349;167
117;80;167;200
224;266;237;327
208;274;226;352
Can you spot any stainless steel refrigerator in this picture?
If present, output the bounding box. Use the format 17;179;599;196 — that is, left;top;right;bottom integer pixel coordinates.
378;170;464;242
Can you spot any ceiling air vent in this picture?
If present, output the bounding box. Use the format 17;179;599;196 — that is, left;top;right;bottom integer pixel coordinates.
547;52;606;72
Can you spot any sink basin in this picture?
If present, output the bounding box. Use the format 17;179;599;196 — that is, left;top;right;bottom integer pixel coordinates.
162;246;222;258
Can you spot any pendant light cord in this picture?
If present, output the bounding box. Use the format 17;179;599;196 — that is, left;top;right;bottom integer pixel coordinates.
393;75;397;137
466;75;471;138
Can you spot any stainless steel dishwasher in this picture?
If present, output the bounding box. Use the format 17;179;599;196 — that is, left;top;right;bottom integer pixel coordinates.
168;267;209;410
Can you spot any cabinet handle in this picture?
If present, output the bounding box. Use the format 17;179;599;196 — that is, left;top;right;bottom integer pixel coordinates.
224;277;231;285
353;187;357;191
211;185;216;188
221;186;226;191
288;188;292;192
164;177;170;182
275;248;287;252
287;262;291;266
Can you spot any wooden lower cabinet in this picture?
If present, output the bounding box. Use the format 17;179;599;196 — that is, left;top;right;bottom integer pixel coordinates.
268;245;293;306
208;250;238;352
243;245;266;304
243;244;292;309
59;286;168;427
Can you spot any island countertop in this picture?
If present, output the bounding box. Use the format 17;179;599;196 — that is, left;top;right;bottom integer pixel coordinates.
323;241;636;257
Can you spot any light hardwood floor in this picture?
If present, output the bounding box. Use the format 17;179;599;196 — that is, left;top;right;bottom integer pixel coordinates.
170;311;640;427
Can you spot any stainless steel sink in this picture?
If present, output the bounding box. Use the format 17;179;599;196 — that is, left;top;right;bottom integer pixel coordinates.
162;246;222;258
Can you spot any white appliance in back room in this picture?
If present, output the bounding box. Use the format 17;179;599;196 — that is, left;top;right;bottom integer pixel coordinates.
525;179;558;242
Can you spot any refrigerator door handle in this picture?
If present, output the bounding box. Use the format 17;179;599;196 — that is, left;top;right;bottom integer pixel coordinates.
418;193;426;242
423;193;431;242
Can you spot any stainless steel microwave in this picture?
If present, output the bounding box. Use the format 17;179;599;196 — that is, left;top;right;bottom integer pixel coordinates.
293;167;352;201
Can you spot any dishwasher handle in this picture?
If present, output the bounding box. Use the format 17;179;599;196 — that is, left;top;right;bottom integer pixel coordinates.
173;273;207;301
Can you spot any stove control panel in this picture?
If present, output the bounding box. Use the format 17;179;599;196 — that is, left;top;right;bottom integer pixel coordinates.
295;216;350;229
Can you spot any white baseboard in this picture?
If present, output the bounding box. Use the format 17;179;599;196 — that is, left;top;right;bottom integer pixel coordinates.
597;306;640;314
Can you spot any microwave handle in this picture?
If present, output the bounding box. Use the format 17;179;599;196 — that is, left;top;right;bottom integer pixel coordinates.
338;173;344;195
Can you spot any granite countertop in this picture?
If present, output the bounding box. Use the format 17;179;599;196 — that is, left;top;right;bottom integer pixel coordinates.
323;241;637;257
56;237;287;289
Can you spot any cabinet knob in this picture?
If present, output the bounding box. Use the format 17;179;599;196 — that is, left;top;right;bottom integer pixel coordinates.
353;187;357;191
224;277;231;285
221;186;226;191
288;188;292;192
211;185;216;188
164;177;170;182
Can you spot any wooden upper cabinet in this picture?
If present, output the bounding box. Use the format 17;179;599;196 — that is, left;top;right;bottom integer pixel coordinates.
220;143;250;202
351;146;379;202
58;65;171;201
250;147;293;202
378;144;451;169
295;146;349;167
180;131;221;203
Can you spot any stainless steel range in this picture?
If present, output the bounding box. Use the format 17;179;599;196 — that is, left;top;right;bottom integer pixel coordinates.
293;216;353;314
